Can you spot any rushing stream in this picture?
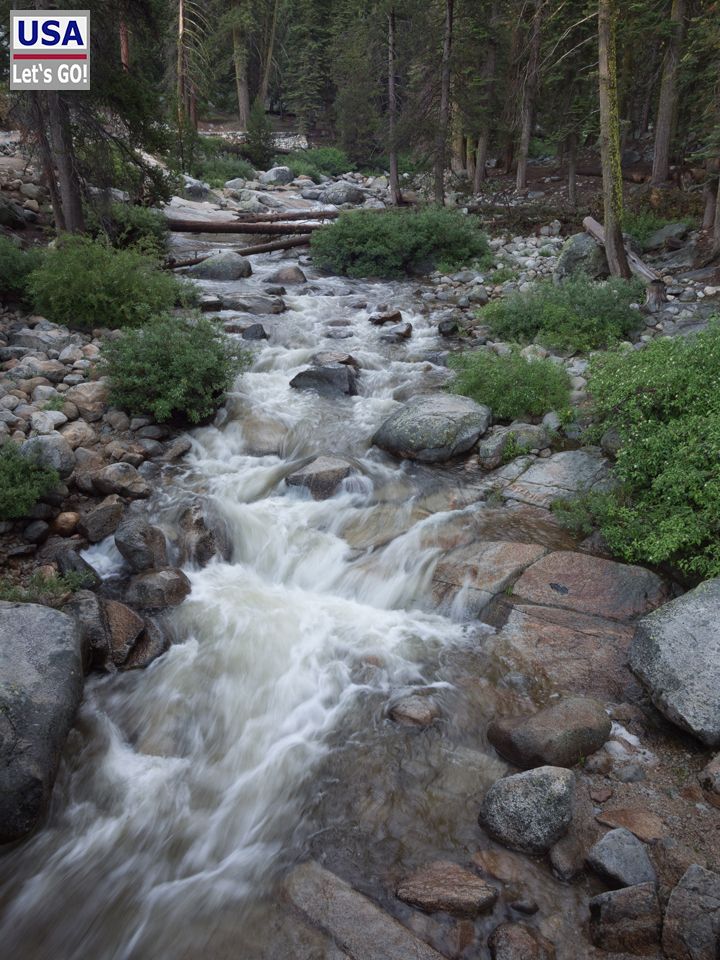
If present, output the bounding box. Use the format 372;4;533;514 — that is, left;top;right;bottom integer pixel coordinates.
0;218;592;959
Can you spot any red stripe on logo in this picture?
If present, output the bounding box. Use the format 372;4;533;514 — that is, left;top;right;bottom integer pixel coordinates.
13;53;88;60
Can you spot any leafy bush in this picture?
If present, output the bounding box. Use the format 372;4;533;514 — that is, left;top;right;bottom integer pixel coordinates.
0;237;44;302
85;202;168;256
447;348;571;421
0;570;89;605
482;275;644;352
28;236;193;330
311;207;491;278
101;314;250;423
0;442;59;520
623;210;687;248
243;98;275;170
282;146;351;181
564;323;720;578
193;154;255;187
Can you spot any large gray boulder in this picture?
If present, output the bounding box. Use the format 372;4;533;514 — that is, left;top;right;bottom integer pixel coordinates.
662;865;720;959
320;182;365;205
259;166;293;185
186;251;252;281
373;394;491;463
0;602;83;843
182;174;212;200
553;233;609;283
290;364;358;398
114;515;168;572
587;828;657;888
21;433;75;479
629;578;720;746
478;766;575;854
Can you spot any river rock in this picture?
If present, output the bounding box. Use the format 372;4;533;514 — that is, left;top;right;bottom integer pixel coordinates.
220;293;286;314
629;578;720;746
320;182;365;205
124;568;191;609
182;174;211;200
186;251;252;280
241;323;269;340
662;865;720;959
285;861;446;960
587;828;657;888
488;923;555;960
503;449;613;509
487;697;611;769
268;265;306;284
588;883;662;954
699;754;720;804
388;694;441;727
63;589;110;670
20;433;75;479
102;598;145;666
0;602;83;844
369;310;402;326
286;456;354;499
122;618;170;670
373;395;491;463
177;503;231;567
53;545;102;588
396;861;498;917
511;551;668;621
94;462;151;499
553;233;609;283
114;515;167;572
259;166;293;185
380;322;413;342
30;410;67;434
78;494;125;543
643;222;688;252
59;419;97;449
65;381;109;421
479;766;575;854
290;364;358;397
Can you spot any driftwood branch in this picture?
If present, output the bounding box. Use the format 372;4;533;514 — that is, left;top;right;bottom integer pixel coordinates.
583;216;667;312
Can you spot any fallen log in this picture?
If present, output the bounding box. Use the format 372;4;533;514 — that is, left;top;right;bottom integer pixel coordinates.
164;218;322;235
164;235;310;269
583;216;667;312
232;209;340;223
576;166;647;184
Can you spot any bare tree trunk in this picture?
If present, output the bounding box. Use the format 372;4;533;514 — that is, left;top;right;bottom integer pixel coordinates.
259;0;280;102
233;26;251;127
598;0;630;277
466;136;476;182
46;92;84;233
177;0;187;134
703;160;719;231
473;0;499;191
713;176;720;257
651;0;685;185
567;131;577;208
451;122;466;174
387;7;401;205
516;0;543;193
433;0;454;205
119;11;129;70
30;93;65;232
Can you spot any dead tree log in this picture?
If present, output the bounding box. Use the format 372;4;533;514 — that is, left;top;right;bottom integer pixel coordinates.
583;215;667;312
232;209;340;223
164;218;322;235
165;235;310;269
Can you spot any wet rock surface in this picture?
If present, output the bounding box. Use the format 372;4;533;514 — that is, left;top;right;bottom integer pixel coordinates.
286;456;354;499
588;883;662;955
373;394;491;463
395;861;498;917
479;766;575;854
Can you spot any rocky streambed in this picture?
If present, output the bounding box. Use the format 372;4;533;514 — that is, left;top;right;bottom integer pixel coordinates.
0;180;719;960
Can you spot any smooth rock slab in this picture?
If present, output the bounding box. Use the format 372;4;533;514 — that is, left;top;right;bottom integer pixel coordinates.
587;828;657;888
186;251;252;280
629;578;720;747
512;551;667;621
373;395;491;463
285;861;445;960
504;450;612;509
432;540;547;618
114;515;168;572
286;456;354;499
396;861;498;917
0;602;83;843
662;865;720;960
589;883;661;955
479;766;575;855
487;696;611;769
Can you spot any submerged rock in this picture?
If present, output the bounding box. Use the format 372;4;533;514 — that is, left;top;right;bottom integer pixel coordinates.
396;861;498;917
588;883;661;954
373;394;491;463
487;696;611;769
290;364;358;397
479;766;575;854
629;578;720;746
186;251;252;281
388;694;441;727
286;456;354;499
0;602;83;844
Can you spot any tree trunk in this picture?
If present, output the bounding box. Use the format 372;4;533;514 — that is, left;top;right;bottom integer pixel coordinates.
177;0;187;132
516;0;543;193
567;131;577;208
466;136;476;182
473;0;499;191
433;0;454;205
119;15;130;70
29;93;65;232
259;0;280;103
598;0;630;277
703;162;719;231
451;122;466;174
233;26;251;128
46;92;84;233
713;176;720;257
651;0;685;186
387;8;401;205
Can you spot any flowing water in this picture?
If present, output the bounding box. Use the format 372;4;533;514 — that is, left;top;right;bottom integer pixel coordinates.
0;221;593;959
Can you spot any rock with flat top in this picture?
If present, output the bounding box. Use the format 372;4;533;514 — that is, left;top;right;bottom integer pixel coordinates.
396;861;498;917
587;828;657;888
373;395;491;463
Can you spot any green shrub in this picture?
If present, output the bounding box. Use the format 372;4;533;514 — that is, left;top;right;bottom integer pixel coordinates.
85;202;168;256
0;442;59;520
0;570;89;605
282;146;351;181
243;98;275;170
447;348;571;421
623;210;688;248
0;237;44;302
489;264;519;284
101;314;250;423
311;207;491;278
192;154;255;187
482;275;644;352
565;323;720;578
28;236;193;330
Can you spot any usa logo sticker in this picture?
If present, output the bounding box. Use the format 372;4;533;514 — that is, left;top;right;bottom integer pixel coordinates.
10;10;90;90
